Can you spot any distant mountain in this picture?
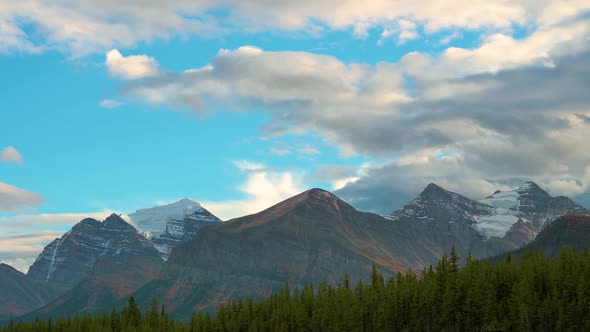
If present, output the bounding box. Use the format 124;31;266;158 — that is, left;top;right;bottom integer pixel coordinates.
478;181;589;236
27;214;161;289
385;181;589;255
0;264;62;317
131;188;459;318
386;183;494;226
494;215;590;260
129;199;221;259
28;255;163;319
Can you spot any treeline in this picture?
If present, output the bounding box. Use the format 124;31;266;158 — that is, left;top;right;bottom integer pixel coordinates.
3;248;590;331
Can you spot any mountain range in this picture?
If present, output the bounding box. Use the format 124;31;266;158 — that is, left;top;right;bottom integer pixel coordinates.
1;181;589;321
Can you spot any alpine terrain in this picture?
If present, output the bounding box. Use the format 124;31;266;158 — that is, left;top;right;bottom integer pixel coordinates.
129;199;221;259
26;214;161;289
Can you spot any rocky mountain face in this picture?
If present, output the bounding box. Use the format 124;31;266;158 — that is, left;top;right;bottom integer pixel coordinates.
22;184;590;320
386;183;493;226
477;181;589;236
131;189;461;318
495;215;590;260
385;182;589;257
26;214;161;289
0;264;62;317
129;199;221;259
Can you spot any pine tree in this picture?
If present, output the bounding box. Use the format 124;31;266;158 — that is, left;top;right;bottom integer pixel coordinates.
126;296;142;328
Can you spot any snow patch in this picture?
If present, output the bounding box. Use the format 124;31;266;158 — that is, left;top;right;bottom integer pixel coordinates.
129;198;203;236
474;214;520;238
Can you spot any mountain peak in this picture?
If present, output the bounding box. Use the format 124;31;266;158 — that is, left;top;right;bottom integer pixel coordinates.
387;182;493;223
167;198;202;208
517;181;548;195
229;188;349;225
305;187;336;199
418;183;455;201
519;181;539;189
103;213;131;227
27;213;160;287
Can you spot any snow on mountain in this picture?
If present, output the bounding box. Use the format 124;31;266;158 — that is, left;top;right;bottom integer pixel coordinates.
476;189;522;238
129;199;221;260
387;181;589;241
129;198;204;238
475;181;589;238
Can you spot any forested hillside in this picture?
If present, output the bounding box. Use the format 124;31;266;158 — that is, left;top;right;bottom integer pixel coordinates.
3;248;590;331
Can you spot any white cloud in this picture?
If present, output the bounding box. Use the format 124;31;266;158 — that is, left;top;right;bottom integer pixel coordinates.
270;147;291;156
202;162;304;219
379;19;420;45
0;19;44;54
116;14;590;205
99;99;123;108
438;31;462;45
106;49;159;80
0;211;115;231
0;182;44;212
1;0;588;55
232;160;266;172
0;146;24;164
298;145;321;155
332;176;360;190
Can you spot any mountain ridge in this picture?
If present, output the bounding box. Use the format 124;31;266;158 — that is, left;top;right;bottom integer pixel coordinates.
26;213;161;289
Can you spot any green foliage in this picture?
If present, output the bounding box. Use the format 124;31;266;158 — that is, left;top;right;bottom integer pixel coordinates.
3;248;590;331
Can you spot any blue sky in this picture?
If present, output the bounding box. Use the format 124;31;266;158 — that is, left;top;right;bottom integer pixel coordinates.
1;0;589;272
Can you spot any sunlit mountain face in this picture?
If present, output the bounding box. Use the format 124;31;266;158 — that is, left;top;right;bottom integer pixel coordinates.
1;0;590;323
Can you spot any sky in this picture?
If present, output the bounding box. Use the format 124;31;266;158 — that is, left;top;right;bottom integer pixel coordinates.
1;0;590;272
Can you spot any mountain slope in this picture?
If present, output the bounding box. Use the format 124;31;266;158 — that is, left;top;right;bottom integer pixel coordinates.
501;215;590;259
0;264;61;317
129;199;221;259
28;255;163;319
26;214;161;288
386;183;494;226
132;189;451;318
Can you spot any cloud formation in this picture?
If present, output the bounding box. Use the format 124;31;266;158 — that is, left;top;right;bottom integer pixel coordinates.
0;182;44;212
106;49;159;80
0;146;24;164
115;15;590;212
202;161;304;220
1;0;588;55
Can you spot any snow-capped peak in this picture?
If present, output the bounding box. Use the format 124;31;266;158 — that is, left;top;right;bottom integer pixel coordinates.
128;199;221;260
518;181;541;191
129;198;204;237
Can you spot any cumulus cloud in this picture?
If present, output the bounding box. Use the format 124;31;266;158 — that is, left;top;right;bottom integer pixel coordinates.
0;146;24;164
0;182;44;212
114;14;590;212
202;162;304;219
1;0;588;55
379;19;420;45
106;49;160;80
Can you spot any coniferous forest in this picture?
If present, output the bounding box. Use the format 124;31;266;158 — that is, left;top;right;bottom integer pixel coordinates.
3;248;590;332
